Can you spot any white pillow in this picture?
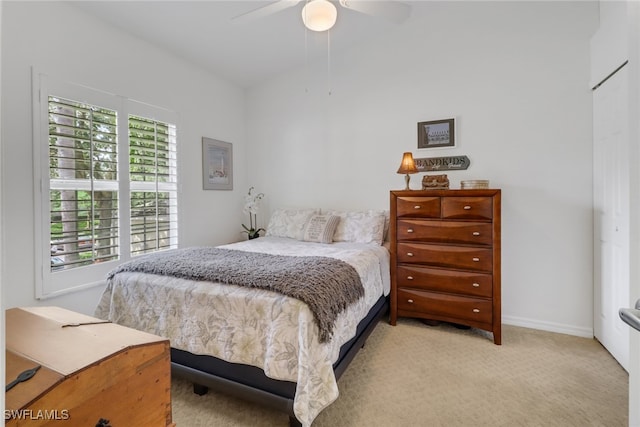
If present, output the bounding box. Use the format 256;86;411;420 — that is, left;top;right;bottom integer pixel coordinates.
369;209;390;242
266;208;319;240
302;214;340;244
323;210;386;245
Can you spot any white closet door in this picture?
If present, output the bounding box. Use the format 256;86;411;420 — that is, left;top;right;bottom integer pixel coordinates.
593;65;630;371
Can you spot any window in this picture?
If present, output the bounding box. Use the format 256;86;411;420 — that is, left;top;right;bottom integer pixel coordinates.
129;115;178;256
49;97;120;270
33;73;179;298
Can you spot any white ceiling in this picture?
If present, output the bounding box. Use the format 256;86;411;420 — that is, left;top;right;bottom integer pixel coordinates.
69;1;410;88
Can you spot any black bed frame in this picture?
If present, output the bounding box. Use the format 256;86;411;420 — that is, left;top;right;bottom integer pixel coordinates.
171;295;389;426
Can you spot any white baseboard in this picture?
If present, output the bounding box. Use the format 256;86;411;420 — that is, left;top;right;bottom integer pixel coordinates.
503;315;593;339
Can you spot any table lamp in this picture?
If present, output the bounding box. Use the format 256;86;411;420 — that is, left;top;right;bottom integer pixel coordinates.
397;152;418;190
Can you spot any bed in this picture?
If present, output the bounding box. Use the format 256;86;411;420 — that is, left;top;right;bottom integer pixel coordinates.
95;209;390;427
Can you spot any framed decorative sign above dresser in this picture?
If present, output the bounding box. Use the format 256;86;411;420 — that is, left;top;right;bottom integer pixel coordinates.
389;189;501;344
417;118;455;149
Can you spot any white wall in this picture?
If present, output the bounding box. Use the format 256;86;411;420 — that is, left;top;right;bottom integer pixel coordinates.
246;1;599;336
0;2;248;314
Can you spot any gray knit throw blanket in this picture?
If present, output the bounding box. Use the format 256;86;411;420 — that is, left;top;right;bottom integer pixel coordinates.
107;247;364;343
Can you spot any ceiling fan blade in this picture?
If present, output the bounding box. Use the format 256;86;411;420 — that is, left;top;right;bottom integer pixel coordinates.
338;0;411;24
232;0;302;23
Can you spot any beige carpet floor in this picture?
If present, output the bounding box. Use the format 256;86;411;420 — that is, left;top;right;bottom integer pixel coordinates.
171;319;628;427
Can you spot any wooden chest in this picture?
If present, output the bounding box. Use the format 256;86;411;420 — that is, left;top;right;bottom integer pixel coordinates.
390;189;502;344
5;306;174;426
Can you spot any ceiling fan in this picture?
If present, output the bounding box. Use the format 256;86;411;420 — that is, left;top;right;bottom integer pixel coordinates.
232;0;412;31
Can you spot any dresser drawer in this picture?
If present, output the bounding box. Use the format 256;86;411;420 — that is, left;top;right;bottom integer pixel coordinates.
397;288;493;324
397;243;493;272
396;265;492;298
442;197;493;220
397;219;493;246
396;197;441;218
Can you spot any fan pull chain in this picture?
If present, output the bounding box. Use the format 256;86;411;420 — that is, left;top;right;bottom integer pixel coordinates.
327;29;332;96
304;22;309;93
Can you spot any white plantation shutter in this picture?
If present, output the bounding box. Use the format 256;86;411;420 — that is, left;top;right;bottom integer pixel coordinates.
48;96;120;271
33;72;179;298
129;115;178;255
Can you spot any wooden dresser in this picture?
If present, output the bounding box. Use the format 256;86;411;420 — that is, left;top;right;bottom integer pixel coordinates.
390;189;501;344
5;306;174;426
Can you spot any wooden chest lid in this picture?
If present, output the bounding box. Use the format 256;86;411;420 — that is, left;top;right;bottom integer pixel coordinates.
6;306;168;376
5;350;63;412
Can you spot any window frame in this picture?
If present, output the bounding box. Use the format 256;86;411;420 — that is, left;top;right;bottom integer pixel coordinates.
32;71;179;299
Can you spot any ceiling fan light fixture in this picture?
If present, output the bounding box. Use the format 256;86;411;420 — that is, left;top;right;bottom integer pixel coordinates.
302;0;338;32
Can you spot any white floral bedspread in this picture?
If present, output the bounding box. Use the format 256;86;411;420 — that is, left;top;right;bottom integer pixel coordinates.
95;236;390;427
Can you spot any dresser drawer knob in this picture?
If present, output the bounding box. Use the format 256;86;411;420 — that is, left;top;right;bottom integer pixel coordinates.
407;228;414;233
414;205;421;209
472;283;480;287
407;299;414;304
472;257;480;262
407;276;414;280
473;308;480;313
472;231;480;236
407;252;414;257
464;205;472;210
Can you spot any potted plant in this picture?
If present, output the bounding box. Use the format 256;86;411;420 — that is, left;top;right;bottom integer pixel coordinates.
242;187;265;239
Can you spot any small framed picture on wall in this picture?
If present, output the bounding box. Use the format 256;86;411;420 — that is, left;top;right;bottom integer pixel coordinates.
417;118;455;149
202;137;233;190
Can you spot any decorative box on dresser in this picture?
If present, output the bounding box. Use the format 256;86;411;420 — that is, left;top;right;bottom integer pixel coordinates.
389;189;502;345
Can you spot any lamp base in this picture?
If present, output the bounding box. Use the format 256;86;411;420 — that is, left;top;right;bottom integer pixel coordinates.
404;173;411;190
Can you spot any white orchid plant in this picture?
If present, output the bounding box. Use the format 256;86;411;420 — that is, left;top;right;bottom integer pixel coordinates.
242;187;265;239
